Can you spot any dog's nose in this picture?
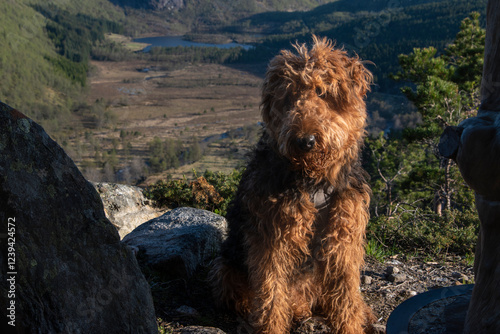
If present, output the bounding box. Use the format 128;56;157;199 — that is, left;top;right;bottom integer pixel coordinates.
297;135;316;151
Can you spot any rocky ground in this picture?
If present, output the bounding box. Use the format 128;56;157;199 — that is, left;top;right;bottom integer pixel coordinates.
154;255;474;334
361;255;473;330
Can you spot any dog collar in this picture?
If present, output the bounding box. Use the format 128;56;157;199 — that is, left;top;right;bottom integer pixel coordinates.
312;186;334;211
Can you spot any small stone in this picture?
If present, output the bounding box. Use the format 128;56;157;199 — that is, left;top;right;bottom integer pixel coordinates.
386;259;403;265
451;272;469;282
388;273;407;283
361;275;372;285
433;276;449;283
92;182;165;239
409;290;418;296
386;266;400;275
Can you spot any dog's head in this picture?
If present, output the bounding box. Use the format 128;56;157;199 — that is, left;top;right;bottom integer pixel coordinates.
261;35;372;179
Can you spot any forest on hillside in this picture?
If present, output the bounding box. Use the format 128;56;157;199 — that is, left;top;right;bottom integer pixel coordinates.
222;0;487;91
0;0;127;138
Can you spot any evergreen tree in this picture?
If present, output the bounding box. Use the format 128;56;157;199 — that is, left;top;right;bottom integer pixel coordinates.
388;12;484;213
364;13;484;257
393;12;485;142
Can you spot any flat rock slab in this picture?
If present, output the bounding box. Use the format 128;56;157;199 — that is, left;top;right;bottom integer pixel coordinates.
123;207;227;278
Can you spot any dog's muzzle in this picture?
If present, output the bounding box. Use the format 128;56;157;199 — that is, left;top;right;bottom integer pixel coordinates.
296;135;316;152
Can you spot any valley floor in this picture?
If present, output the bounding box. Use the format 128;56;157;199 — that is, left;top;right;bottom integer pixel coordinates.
74;59;266;183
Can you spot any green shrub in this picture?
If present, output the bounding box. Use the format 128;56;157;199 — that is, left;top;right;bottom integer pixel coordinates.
144;169;242;216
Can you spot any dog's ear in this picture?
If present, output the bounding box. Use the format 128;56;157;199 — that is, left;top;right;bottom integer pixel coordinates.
261;55;283;124
314;41;372;103
348;59;373;98
261;50;301;124
261;53;288;129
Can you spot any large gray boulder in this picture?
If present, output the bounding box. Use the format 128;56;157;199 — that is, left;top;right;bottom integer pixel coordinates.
92;182;165;239
123;207;227;278
0;102;157;333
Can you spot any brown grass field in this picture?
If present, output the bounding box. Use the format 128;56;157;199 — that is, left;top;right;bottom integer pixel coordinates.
77;58;265;184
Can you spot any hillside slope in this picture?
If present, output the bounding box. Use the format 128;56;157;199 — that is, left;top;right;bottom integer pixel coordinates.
226;0;487;91
0;1;72;131
110;0;339;12
110;0;343;34
0;0;125;136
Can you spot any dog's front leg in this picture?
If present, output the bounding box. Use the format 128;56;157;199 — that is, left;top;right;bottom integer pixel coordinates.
245;231;293;334
246;193;316;334
317;189;375;334
245;193;315;334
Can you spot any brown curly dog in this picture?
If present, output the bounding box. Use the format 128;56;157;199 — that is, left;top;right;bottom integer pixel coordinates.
210;35;375;334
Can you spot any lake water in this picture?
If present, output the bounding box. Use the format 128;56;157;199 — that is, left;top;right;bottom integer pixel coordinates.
133;35;253;52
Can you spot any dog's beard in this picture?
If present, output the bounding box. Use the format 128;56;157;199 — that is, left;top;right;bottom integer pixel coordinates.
281;137;334;179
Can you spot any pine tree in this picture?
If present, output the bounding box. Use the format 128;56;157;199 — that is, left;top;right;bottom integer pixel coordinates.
387;12;485;214
365;13;484;257
394;12;485;142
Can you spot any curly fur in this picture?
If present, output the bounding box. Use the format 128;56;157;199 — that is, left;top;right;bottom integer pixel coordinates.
210;35;375;334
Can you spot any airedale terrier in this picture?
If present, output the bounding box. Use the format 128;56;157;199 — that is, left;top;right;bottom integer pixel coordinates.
210;36;375;334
